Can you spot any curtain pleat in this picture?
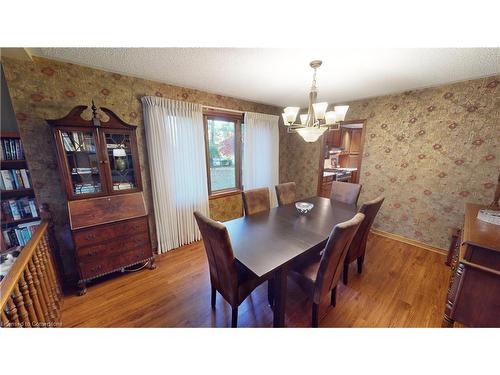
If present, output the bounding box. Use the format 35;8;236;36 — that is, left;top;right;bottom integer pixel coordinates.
141;96;209;253
243;112;280;207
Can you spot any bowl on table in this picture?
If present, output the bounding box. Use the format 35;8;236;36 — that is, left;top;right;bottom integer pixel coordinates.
295;202;314;214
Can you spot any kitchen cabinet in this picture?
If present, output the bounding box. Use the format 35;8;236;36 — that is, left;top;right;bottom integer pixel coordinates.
349;129;362;154
326;129;342;148
340;128;362;154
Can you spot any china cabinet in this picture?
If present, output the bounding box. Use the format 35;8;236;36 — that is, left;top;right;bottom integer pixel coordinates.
48;104;154;295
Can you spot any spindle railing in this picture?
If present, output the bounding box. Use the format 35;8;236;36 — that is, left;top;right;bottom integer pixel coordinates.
1;220;63;327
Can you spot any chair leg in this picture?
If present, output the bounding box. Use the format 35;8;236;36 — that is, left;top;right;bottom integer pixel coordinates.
231;306;238;328
312;303;319;328
357;255;365;274
330;287;337;307
267;279;274;307
211;286;216;309
343;263;349;285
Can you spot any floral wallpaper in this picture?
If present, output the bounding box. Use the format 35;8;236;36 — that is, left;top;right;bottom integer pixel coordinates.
1;56;282;280
286;75;499;249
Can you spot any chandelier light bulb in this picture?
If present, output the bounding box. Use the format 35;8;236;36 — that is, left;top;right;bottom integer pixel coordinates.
325;111;337;124
334;105;349;122
281;113;290;126
284;106;300;124
312;102;328;120
300;114;309;125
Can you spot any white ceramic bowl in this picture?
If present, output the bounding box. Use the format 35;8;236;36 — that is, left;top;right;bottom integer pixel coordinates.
295;202;314;214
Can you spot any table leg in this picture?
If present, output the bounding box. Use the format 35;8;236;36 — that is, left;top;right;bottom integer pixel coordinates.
273;267;287;328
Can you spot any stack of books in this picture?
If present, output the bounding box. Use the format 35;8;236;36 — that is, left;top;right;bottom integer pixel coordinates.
62;131;96;152
1;197;39;222
0;169;31;190
2;220;41;247
0;137;25;160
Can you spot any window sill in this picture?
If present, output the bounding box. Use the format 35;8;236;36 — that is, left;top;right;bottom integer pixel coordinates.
209;189;242;200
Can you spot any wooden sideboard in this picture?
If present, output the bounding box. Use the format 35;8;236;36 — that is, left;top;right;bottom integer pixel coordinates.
443;203;500;327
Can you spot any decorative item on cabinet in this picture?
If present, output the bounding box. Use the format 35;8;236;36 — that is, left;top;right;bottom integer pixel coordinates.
47;103;155;295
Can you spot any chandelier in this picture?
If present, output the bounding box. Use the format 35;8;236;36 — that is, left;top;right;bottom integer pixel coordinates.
282;60;349;142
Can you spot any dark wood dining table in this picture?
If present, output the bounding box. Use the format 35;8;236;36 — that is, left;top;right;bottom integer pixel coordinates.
224;196;358;327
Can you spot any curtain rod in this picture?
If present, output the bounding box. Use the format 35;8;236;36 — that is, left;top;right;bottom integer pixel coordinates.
202;105;244;114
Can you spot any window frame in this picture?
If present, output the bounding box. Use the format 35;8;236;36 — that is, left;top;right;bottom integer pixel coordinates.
203;110;243;197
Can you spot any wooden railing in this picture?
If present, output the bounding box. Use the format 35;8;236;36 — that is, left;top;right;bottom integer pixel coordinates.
0;220;63;327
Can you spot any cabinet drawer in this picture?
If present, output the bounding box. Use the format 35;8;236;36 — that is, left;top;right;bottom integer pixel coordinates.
79;246;151;280
112;247;151;270
73;217;148;247
77;232;150;260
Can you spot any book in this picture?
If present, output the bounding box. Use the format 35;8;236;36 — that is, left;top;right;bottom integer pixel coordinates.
28;199;38;218
7;229;19;247
8;199;21;220
20;169;31;188
62;132;75;151
3;139;11;160
1;170;14;190
15;170;24;188
0;175;4;190
10;169;21;189
0;141;3;160
14;140;22;160
17;197;32;218
10;140;17;159
19;140;25;159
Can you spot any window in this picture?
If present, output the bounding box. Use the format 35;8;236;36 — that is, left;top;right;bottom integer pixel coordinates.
203;111;242;195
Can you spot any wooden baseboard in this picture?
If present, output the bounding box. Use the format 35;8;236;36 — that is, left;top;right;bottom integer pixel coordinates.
370;228;448;256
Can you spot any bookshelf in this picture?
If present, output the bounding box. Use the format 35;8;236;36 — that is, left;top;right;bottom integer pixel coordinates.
0;132;41;253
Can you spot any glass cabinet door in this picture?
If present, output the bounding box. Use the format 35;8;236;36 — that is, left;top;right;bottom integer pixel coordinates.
104;132;138;192
60;130;103;196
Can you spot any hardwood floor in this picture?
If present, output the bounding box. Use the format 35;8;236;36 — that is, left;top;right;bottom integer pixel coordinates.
61;233;451;327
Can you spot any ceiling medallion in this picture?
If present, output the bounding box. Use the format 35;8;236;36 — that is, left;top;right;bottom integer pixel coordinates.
282;60;349;142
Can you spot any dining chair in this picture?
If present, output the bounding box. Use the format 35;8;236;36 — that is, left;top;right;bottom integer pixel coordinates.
194;211;266;327
275;182;296;206
242;187;270;216
343;196;385;285
289;212;365;327
330;181;362;205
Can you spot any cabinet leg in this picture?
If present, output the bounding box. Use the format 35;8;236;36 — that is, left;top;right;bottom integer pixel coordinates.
148;258;157;270
442;315;455;328
77;281;87;296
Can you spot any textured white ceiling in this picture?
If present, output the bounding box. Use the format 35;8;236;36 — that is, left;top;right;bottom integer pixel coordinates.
31;48;500;107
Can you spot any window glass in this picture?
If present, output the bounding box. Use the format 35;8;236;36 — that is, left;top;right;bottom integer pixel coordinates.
206;118;237;192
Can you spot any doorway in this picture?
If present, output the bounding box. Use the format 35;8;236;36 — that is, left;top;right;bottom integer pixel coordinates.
317;119;367;198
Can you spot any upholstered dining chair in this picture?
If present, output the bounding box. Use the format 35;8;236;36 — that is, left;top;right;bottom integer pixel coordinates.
330;181;362;205
343;196;385;285
242;187;270;216
194;211;266;327
275;182;296;206
289;212;365;327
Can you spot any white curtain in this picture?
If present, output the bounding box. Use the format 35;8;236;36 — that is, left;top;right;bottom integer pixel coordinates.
243;112;280;207
141;96;209;253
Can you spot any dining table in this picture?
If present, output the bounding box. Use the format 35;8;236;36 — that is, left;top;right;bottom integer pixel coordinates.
224;196;358;327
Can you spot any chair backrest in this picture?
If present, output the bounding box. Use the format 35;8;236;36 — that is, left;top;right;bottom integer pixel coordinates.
193;211;238;304
242;187;270;216
275;182;296;206
330;181;362;205
346;196;385;262
313;212;365;304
